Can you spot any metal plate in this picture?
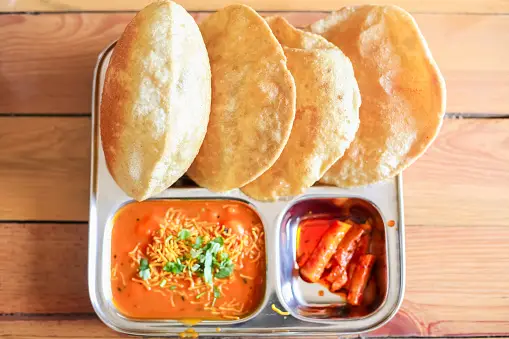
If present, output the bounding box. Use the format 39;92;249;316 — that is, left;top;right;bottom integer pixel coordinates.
89;43;405;336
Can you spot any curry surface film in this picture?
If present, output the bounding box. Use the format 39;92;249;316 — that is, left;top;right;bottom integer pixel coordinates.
110;200;266;320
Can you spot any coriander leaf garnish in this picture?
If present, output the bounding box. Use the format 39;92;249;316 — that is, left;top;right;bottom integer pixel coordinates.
163;259;185;274
139;269;151;280
211;237;224;246
178;229;191;240
193;236;203;249
139;258;149;270
138;258;151;280
209;242;221;255
213;285;221;298
215;257;234;278
204;250;213;285
190;248;202;259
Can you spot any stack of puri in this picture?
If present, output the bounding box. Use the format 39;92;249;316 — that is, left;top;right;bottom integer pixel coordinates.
100;1;446;202
190;6;362;200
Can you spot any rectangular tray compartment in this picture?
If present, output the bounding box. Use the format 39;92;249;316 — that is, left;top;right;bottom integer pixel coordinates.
106;198;270;324
277;197;388;321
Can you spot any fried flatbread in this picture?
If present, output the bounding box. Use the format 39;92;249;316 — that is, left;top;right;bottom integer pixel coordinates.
187;5;296;192
101;1;211;200
309;5;446;187
242;17;360;200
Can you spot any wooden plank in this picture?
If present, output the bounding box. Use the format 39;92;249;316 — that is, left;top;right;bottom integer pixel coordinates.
0;319;120;338
372;226;509;336
0;13;134;115
1;117;508;225
403;118;509;227
1;222;508;337
0;13;508;115
0;223;90;314
0;117;90;221
2;0;509;13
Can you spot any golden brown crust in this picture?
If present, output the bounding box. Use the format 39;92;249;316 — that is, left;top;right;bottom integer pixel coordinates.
241;48;361;200
242;17;360;200
308;5;446;187
100;1;211;200
187;5;296;192
265;16;335;50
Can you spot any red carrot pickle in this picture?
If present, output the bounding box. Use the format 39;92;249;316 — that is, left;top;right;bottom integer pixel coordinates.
296;206;381;310
347;254;376;306
299;221;351;282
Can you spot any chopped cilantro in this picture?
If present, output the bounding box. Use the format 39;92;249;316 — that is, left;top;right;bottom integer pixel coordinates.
139;268;150;280
215;257;234;279
163;259;185;274
213;286;221;298
203;237;224;255
203;250;213;285
138;258;151;280
211;237;224;246
209;242;221;255
139;258;149;270
193;236;203;249
178;229;191;240
190;248;202;259
169;285;177;290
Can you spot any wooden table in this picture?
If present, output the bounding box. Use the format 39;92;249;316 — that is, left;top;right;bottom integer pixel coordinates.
1;0;508;338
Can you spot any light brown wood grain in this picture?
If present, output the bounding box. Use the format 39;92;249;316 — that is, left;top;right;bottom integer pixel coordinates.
1;13;508;114
403;118;509;227
0;223;90;314
1;118;508;225
1;223;508;337
0;117;90;221
0;319;116;338
374;226;509;336
3;0;509;13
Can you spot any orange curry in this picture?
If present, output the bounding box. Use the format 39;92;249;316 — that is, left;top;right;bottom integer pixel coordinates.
111;200;266;320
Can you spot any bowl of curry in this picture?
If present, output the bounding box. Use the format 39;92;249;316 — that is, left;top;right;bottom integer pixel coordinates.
110;199;267;322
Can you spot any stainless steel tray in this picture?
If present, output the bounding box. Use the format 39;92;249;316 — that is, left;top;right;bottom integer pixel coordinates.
89;42;405;337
